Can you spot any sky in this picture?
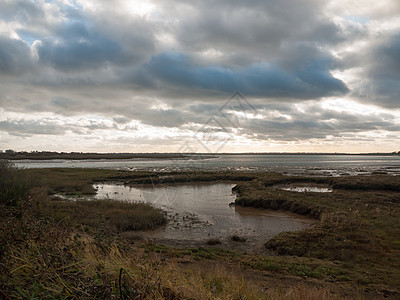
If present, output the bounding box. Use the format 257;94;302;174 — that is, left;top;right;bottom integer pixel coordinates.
0;0;400;153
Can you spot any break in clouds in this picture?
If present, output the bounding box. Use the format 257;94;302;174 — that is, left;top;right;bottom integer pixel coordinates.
0;0;400;152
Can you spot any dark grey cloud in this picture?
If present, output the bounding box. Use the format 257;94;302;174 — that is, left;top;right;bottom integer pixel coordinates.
137;51;348;99
0;116;125;137
0;37;34;76
0;0;44;24
0;0;155;78
113;117;131;124
160;0;363;68
0;119;67;137
0;0;351;100
37;23;121;72
350;33;400;108
237;103;399;141
368;34;400;106
140;109;186;127
34;9;154;73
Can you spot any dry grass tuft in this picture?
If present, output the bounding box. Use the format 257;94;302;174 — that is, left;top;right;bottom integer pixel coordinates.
33;197;166;232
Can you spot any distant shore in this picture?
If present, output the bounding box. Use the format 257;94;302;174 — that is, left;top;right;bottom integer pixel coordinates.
1;150;399;160
0;152;208;161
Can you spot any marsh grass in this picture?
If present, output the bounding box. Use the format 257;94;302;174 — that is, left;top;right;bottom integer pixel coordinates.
2;168;400;298
32;193;166;233
24;168;126;195
23;168;257;197
1;199;267;299
0;160;31;206
234;174;400;295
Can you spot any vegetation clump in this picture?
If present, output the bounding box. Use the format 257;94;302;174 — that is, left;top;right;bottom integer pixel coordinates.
231;235;246;242
233;174;400;296
0;160;31;206
35;196;167;232
206;238;222;245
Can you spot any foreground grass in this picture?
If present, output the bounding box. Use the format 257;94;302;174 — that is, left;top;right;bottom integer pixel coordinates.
0;164;269;298
1;192;266;299
0;197;356;299
2;165;400;298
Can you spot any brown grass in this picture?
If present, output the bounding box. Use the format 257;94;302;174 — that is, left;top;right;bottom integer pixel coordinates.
31;189;166;232
2;167;400;299
234;175;400;296
24;168;126;195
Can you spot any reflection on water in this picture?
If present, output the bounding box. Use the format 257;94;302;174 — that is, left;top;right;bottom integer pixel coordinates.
280;186;333;193
93;182;315;250
272;183;333;193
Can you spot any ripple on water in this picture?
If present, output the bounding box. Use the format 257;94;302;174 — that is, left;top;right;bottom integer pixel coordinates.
93;182;315;251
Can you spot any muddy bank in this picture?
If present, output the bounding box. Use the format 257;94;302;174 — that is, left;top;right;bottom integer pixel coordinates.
233;184;322;219
110;172;258;185
236;197;322;219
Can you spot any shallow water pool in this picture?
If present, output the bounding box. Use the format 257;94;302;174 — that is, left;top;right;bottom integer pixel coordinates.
93;182;315;251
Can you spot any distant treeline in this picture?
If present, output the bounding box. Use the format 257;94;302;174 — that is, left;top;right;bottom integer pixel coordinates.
0;150;399;160
0;151;189;160
217;152;400;156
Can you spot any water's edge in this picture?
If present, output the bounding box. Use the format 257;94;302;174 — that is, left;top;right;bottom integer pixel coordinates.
57;182;315;252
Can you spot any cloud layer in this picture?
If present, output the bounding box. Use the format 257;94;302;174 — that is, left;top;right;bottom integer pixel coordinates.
0;0;399;152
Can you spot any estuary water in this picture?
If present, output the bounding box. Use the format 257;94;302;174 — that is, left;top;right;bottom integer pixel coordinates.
13;154;400;176
93;182;314;250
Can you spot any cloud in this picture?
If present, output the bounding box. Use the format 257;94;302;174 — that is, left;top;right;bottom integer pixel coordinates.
0;0;45;24
0;114;130;137
157;0;362;67
0;36;35;76
0;119;67;137
0;0;399;152
350;33;400;108
34;6;154;73
37;23;121;72
0;0;352;102
139;50;348;99
237;102;400;142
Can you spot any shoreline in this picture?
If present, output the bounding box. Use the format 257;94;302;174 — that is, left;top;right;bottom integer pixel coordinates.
2;151;400;161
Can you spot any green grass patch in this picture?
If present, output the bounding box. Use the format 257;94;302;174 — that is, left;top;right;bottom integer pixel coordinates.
24;168;125;195
23;168;259;196
33;195;166;232
234;174;400;292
